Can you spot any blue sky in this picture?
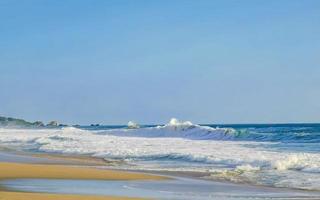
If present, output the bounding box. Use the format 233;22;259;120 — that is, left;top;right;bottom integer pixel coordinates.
0;0;320;124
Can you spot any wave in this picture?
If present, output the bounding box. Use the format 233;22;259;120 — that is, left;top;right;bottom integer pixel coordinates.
96;118;237;140
209;155;320;190
1;120;320;190
91;119;320;143
234;126;320;143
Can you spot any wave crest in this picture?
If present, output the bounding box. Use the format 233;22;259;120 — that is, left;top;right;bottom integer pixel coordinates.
100;118;236;140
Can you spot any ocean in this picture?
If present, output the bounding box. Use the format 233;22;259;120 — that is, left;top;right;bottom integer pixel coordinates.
1;118;320;191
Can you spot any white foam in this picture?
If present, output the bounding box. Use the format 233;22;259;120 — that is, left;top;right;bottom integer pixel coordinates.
127;121;140;129
272;154;306;171
1;120;320;190
167;118;193;127
99;118;235;140
236;164;261;172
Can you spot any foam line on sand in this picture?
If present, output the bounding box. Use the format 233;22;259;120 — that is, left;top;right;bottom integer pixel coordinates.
0;162;166;200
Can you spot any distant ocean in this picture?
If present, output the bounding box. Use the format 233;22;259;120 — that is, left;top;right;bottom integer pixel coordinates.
1;118;320;190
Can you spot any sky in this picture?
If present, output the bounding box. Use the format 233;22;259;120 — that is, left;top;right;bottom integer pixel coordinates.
0;0;320;125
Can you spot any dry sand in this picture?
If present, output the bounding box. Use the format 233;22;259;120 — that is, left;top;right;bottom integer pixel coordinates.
0;162;166;200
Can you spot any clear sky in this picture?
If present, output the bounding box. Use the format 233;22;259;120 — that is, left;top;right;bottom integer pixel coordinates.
0;0;319;125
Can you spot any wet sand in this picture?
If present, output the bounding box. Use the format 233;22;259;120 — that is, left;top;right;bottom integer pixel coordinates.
0;151;166;200
0;149;112;166
1;150;320;200
0;162;166;181
0;191;143;200
4;173;320;200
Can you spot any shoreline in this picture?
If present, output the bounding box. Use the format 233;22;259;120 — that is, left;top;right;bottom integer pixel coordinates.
1;149;320;199
0;162;167;181
0;150;167;200
0;148;317;192
0;146;114;166
0;191;144;200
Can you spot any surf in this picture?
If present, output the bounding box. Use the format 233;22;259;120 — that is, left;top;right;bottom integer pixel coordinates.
1;119;320;190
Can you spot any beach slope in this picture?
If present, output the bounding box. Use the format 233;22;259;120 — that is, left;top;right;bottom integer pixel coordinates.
0;162;165;200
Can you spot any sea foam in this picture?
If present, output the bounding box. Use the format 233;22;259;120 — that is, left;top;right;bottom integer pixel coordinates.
97;118;236;140
0;119;320;190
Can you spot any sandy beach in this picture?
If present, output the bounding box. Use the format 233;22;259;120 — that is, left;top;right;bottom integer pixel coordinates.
0;154;166;200
2;0;320;198
1;143;320;199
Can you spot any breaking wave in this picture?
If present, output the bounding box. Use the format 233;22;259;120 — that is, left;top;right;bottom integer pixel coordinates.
96;118;237;140
1;119;320;190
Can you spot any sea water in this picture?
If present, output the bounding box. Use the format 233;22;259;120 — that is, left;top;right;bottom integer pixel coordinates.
3;177;320;200
1;118;320;190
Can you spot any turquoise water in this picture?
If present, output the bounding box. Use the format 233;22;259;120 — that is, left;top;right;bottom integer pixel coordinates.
1;121;320;190
84;123;320;143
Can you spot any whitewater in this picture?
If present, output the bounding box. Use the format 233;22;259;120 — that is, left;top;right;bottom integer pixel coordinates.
1;118;320;190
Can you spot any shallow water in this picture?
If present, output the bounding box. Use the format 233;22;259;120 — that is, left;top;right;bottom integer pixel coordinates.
3;177;320;200
1;120;320;190
0;151;52;163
